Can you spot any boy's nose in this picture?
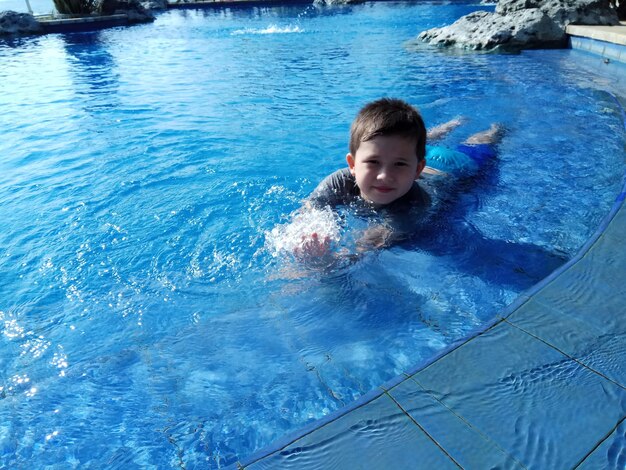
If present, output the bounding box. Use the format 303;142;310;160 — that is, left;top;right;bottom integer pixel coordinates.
378;168;393;180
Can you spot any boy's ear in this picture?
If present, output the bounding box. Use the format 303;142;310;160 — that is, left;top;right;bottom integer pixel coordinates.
346;153;356;175
415;159;426;178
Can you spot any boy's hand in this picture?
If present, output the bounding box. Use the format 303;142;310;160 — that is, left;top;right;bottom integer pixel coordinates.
294;233;332;259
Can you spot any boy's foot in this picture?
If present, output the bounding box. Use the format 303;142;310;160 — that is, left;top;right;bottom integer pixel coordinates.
464;123;503;145
427;116;467;141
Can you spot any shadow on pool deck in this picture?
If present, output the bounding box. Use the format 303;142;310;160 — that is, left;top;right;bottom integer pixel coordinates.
233;109;626;469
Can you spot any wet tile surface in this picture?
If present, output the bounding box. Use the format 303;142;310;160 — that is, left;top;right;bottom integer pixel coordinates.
610;196;626;223
244;393;458;469
578;418;626;469
411;322;626;468
507;227;626;387
388;377;523;469
508;296;626;389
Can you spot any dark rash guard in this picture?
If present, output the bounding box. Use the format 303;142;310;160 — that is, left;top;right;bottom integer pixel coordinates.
307;168;431;212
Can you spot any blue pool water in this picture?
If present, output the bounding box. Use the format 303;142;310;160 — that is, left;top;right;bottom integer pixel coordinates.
1;2;626;467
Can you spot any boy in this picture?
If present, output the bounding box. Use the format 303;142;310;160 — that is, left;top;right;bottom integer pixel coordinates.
307;97;430;212
308;98;500;210
295;97;501;257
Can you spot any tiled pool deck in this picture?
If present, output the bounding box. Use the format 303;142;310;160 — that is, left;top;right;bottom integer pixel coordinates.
234;30;626;470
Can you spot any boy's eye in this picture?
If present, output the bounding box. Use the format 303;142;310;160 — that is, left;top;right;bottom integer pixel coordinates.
395;162;408;166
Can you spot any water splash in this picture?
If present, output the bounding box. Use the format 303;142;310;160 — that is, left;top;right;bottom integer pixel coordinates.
265;207;341;257
231;24;304;35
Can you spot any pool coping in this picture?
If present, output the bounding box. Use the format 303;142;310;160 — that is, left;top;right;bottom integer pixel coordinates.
234;95;626;468
566;22;626;47
567;22;626;63
36;13;134;33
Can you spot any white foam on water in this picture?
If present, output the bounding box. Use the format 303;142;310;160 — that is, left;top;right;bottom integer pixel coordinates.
265;206;341;257
231;24;304;35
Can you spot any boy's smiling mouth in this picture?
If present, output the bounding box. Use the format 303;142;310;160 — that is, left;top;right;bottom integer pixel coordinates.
373;186;394;193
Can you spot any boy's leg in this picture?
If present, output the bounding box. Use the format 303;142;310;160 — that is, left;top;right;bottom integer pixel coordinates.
456;123;503;168
425;123;503;174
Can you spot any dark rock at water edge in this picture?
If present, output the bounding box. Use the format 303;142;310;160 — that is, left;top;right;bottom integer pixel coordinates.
418;0;620;51
0;10;42;35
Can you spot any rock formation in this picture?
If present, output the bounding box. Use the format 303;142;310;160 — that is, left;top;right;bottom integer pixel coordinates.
0;10;42;35
418;0;620;51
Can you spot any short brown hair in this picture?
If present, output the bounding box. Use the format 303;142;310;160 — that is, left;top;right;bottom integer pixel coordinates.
349;98;427;161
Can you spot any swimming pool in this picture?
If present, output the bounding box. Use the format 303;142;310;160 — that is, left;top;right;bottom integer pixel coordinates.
1;1;625;466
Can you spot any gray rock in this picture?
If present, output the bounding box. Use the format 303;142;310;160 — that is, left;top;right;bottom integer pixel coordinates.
0;10;42;35
496;0;619;26
418;0;619;51
418;9;567;50
140;0;167;10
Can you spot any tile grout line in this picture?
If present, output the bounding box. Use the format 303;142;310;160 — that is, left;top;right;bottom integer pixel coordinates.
405;375;528;470
384;390;463;469
503;318;626;391
572;414;626;469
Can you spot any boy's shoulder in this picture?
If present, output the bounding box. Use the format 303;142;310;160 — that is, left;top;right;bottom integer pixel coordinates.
308;168;359;208
319;167;354;188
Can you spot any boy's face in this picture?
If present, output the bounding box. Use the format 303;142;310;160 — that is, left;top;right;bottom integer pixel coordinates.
346;134;425;206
